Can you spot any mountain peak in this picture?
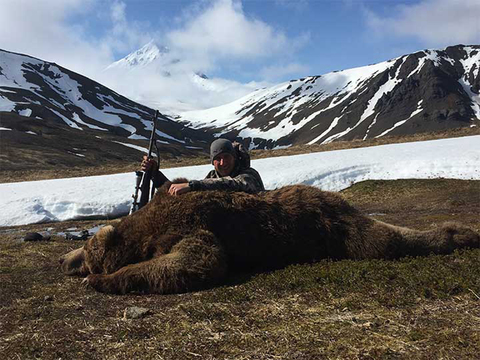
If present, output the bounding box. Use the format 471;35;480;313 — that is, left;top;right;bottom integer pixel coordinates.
107;41;169;70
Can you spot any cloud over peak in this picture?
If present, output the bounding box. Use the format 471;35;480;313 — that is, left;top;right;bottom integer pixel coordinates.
167;0;306;66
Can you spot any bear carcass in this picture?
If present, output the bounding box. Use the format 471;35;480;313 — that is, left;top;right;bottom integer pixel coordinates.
59;184;479;294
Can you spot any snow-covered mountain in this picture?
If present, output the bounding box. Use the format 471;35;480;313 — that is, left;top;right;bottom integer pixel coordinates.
102;41;259;113
0;48;214;171
106;40;170;71
178;45;480;149
0;48;211;144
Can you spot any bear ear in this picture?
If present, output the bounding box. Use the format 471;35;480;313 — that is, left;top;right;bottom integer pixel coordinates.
96;225;116;247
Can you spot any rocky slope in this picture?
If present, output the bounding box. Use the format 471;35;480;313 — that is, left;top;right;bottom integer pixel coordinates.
178;45;480;149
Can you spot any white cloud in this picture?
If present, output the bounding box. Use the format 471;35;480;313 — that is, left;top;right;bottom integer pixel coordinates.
167;0;308;67
100;0;311;111
0;0;113;78
0;0;310;113
0;0;156;78
97;60;268;113
365;0;480;46
105;0;154;53
111;0;126;23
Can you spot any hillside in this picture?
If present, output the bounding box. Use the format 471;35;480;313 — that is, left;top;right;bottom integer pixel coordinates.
0;112;210;173
1;45;479;175
0;48;213;170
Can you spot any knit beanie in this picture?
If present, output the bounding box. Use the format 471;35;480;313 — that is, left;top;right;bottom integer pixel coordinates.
210;138;235;164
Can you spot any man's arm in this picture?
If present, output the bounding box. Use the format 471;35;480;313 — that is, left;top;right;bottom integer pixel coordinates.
168;183;191;196
141;156;169;188
188;169;265;194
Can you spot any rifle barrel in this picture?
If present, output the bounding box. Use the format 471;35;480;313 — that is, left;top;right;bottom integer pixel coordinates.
130;110;159;214
147;110;159;158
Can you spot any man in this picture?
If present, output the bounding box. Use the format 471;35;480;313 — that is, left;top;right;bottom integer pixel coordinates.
142;138;265;196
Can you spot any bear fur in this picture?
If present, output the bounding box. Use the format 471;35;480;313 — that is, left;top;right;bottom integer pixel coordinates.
59;182;480;295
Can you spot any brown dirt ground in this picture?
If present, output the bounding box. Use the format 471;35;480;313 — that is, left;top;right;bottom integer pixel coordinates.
1;178;479;359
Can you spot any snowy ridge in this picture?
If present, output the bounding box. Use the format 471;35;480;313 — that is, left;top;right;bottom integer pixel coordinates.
459;46;480;118
105;41;169;70
179;45;480;149
1;135;479;226
178;60;399;132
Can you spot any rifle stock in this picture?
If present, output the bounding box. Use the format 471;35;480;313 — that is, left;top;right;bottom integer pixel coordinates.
130;110;159;214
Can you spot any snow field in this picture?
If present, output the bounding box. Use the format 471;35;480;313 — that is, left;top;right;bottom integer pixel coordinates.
0;135;479;227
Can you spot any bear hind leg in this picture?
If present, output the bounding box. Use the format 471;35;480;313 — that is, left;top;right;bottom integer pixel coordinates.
371;221;480;259
403;222;480;256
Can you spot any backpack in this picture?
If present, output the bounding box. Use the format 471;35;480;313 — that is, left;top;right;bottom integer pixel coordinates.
233;141;251;169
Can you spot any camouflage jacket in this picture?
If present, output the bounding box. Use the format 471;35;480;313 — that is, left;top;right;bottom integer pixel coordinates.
188;166;265;194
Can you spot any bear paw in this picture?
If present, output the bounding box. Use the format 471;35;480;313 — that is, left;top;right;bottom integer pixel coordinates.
59;247;88;276
84;274;121;294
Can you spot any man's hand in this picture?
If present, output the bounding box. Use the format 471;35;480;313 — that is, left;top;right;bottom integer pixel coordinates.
168;183;191;196
141;155;158;172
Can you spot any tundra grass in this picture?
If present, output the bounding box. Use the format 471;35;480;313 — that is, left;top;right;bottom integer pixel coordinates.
1;179;479;359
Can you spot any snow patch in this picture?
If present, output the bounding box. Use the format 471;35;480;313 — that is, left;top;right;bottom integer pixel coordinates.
18;108;32;117
128;134;148;140
48;108;83;130
376;106;423;138
459;78;480;119
308;115;344;145
0;95;16;111
113;141;150;154
72;112;108;131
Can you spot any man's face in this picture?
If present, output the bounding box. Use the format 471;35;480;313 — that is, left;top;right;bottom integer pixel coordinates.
213;153;236;177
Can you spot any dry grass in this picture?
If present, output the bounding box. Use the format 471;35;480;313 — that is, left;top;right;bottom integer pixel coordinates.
341;179;480;231
1;179;479;359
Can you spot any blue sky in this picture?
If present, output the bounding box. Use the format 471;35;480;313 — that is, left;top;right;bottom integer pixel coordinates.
2;0;478;84
91;0;479;81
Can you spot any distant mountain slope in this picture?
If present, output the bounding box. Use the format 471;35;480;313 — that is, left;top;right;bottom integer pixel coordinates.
178;45;480;149
0;48;212;168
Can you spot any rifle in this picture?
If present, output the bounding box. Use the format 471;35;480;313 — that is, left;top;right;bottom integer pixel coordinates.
130;110;160;214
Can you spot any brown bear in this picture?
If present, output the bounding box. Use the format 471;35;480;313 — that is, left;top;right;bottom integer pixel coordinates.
59;183;480;295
